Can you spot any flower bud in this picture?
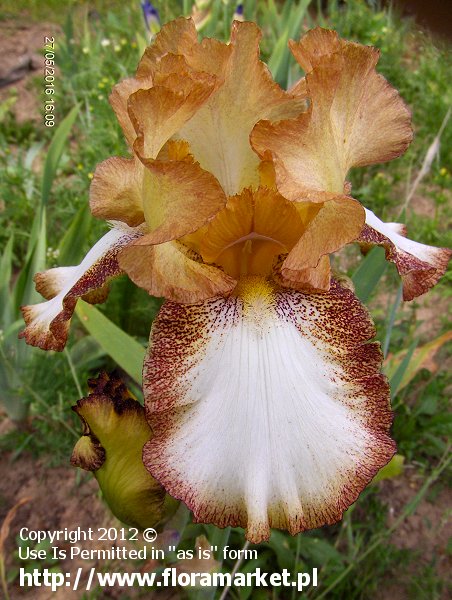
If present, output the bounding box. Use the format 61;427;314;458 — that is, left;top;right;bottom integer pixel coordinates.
71;372;178;530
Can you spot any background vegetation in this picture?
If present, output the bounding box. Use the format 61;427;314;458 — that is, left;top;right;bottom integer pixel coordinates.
0;1;450;598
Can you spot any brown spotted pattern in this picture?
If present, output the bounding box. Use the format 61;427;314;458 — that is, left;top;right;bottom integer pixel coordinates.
143;279;395;543
359;225;451;301
20;228;142;351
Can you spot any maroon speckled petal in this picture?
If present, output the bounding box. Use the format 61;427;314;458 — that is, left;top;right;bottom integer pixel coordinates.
20;225;143;351
361;209;451;301
142;277;395;543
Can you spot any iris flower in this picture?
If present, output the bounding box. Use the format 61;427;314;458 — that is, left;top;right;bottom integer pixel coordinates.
21;20;450;543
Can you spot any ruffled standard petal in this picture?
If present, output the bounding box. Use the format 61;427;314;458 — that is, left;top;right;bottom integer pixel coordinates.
177;21;305;196
139;154;227;245
20;225;143;351
143;277;394;543
118;238;236;304
360;209;451;301
137;17;231;80
110;75;153;147
129;66;217;161
91;142;227;244
251;28;412;200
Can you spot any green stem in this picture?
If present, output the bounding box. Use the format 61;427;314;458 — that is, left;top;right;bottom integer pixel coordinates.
218;540;250;600
290;534;302;600
64;348;83;397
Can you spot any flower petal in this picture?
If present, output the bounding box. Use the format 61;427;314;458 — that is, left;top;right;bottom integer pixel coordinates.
129;62;217;161
289;27;341;72
282;196;365;274
139;155;227;244
252;28;412;199
90;156;145;227
360;209;451;300
137;17;231;79
20;225;142;351
143;277;394;543
188;187;306;279
118;238;236;304
110;75;153;147
72;372;179;530
274;255;331;293
177;21;305;196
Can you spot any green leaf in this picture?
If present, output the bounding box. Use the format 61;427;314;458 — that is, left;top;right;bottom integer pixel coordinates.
58;202;92;265
18;212;47;308
268;0;312;87
388;340;418;399
372;454;405;483
385;331;452;393
75;301;145;384
0;236;14;325
18;106;80;307
41;104;80;209
352;246;387;303
266;530;295;570
300;537;344;566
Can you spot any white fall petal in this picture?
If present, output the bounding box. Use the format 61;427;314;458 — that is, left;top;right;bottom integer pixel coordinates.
362;208;451;301
20;223;143;351
143;277;395;543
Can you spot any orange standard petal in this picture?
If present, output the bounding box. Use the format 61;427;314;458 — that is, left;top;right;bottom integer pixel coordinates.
129;63;217;161
175;20;306;196
109;75;153;148
251;27;413;201
139;149;227;245
90;156;145;227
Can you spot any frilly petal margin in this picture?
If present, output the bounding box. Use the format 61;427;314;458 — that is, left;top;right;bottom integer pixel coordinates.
361;209;451;301
142;277;395;543
251;28;412;200
19;224;143;351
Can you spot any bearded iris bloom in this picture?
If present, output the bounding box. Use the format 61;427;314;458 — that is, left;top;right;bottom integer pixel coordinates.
21;19;450;543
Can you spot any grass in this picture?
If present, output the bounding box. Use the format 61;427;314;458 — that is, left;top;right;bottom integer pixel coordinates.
0;1;450;598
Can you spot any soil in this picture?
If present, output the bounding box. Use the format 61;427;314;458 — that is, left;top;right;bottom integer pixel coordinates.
0;20;61;123
379;473;451;599
0;449;176;599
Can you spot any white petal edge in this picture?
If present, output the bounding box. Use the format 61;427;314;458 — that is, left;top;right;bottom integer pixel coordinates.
363;208;451;300
20;223;143;351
